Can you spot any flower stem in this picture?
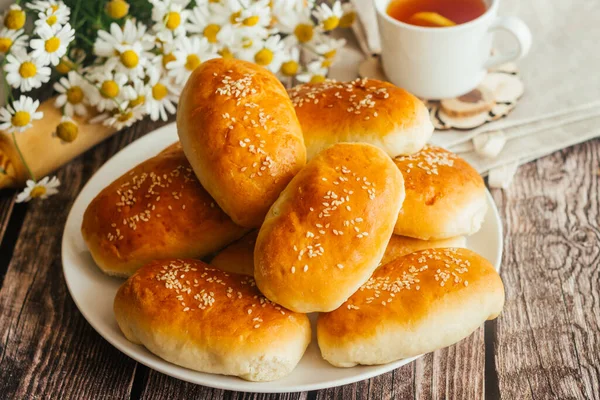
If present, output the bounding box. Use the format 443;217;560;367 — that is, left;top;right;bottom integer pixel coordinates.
12;132;36;182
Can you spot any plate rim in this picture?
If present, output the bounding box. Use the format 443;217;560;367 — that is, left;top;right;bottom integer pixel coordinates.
61;122;503;393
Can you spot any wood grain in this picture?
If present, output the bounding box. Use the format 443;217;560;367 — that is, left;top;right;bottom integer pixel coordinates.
490;138;600;400
0;119;168;399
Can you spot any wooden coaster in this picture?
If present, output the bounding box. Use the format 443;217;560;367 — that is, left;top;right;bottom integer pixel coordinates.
358;56;524;130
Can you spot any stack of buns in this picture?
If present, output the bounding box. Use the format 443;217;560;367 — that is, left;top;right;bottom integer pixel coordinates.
81;58;504;382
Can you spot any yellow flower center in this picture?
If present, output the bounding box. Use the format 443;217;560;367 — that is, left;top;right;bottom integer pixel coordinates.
120;49;139;68
185;54;200;71
242;38;253;49
321;59;333;67
219;48;234;59
230;11;241;24
203;24;220;43
47;15;57;26
339;11;356;28
117;110;133;122
165;11;181;30
45;36;61;53
310;74;326;84
66;86;84;104
243;16;260;26
152;83;168;100
11;110;31;127
56;121;78;142
106;0;130;19
101;80;119;98
0;37;12;53
4;9;25;30
162;52;176;68
322;16;340;31
19;61;37;78
324;49;337;59
254;49;273;66
129;95;145;107
30;186;47;198
56;59;73;74
294;24;314;43
280;61;299;77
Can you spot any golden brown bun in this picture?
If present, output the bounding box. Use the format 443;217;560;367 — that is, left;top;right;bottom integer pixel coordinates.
114;259;311;382
210;230;257;277
81;143;248;277
317;248;504;367
288;78;433;160
255;143;405;313
380;235;467;266
393;145;487;239
177;58;306;228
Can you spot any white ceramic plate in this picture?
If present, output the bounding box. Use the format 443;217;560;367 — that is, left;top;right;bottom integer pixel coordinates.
62;123;503;393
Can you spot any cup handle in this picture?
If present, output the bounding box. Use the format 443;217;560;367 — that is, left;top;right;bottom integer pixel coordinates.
484;16;532;69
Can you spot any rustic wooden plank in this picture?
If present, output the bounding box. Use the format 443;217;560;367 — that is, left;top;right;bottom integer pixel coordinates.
0;119;169;399
0;191;15;245
490;138;600;400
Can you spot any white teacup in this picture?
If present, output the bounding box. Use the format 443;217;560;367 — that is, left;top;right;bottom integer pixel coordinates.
374;0;532;99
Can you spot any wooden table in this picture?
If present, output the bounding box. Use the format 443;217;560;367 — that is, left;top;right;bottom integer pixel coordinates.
0;119;598;399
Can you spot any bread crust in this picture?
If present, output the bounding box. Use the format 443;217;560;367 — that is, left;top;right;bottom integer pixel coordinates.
288;78;433;160
380;235;467;266
81;143;248;277
210;230;258;276
255;143;405;313
114;259;311;381
393;145;487;239
177;58;306;228
317;248;505;367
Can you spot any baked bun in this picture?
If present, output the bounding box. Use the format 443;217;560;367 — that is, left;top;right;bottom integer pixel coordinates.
288;78;433;160
380;235;466;266
317;248;504;367
210;230;257;277
255;143;405;313
177;58;306;228
114;259;311;381
393;145;487;239
81;143;248;277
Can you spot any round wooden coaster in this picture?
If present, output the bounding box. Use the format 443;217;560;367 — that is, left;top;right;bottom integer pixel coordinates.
358;55;524;130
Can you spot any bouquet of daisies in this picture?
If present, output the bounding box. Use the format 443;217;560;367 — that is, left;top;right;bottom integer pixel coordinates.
0;0;354;202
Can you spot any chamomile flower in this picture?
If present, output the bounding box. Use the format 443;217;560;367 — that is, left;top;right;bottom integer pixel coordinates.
186;3;230;46
312;2;343;32
3;5;26;31
55;116;78;143
297;60;328;83
30;23;75;66
0;28;27;54
94;20;150;58
273;0;316;44
4;50;51;91
106;42;151;79
151;0;191;43
145;68;178;121
314;36;346;62
278;46;300;78
16;176;61;203
0;96;44;133
54;71;88;117
32;1;71;31
85;69;129;112
92;106;145;130
252;35;285;73
168;36;218;85
339;2;357;28
230;0;273;39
